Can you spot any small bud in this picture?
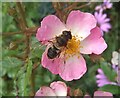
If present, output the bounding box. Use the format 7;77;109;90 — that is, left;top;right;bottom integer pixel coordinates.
67;87;72;96
74;88;83;96
89;54;103;62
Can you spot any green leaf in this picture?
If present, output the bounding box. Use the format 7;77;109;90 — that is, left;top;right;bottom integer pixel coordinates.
99;84;120;95
100;61;117;82
16;60;32;96
0;78;3;97
2;57;23;77
30;37;45;59
17;73;26;96
23;59;33;96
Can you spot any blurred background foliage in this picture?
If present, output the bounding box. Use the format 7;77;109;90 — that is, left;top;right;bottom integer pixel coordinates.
1;2;120;97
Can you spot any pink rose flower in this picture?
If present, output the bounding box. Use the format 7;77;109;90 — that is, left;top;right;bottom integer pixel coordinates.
35;81;68;96
36;10;107;81
94;91;113;97
84;91;113;98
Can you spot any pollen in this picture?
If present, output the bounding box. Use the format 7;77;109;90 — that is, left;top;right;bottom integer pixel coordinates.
65;36;80;57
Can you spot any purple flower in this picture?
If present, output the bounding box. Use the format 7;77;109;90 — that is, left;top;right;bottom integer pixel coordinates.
96;65;120;87
95;0;113;11
94;10;111;34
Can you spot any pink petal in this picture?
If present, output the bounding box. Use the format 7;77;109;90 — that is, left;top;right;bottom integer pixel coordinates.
36;15;67;44
35;86;56;96
66;10;96;41
80;27;107;54
84;94;92;98
94;10;108;24
97;83;105;87
107;3;112;9
59;54;87;81
104;18;110;22
96;74;107;79
100;23;111;32
96;80;117;87
95;5;102;10
101;14;107;20
41;45;64;74
50;81;67;96
96;79;110;84
94;91;113;97
95;10;103;22
104;0;107;2
98;69;104;74
94;12;99;18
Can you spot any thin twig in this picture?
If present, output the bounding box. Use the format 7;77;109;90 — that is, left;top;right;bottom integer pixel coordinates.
74;2;91;10
64;2;78;12
52;2;65;22
32;63;39;72
24;35;30;58
11;55;26;60
16;2;27;29
2;26;39;37
25;26;39;35
2;31;23;36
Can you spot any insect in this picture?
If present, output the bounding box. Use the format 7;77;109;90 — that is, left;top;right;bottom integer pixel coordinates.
47;30;72;59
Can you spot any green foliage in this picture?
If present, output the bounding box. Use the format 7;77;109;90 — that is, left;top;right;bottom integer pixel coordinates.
0;78;3;98
100;61;117;82
23;59;33;96
99;84;120;95
24;2;55;27
15;67;25;96
2;3;18;32
2;57;23;78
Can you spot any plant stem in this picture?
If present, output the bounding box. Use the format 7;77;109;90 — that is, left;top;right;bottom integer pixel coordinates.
2;31;23;36
2;26;39;36
31;72;35;95
74;2;91;9
16;2;35;95
64;2;78;12
52;2;65;22
16;2;27;29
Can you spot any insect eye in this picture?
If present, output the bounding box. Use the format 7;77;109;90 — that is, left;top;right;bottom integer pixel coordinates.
62;31;72;39
62;31;69;35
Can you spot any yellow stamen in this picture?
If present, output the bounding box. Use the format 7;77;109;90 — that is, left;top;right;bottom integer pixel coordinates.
64;36;80;58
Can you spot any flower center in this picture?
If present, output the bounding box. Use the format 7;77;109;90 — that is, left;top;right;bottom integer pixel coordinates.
64;36;80;57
